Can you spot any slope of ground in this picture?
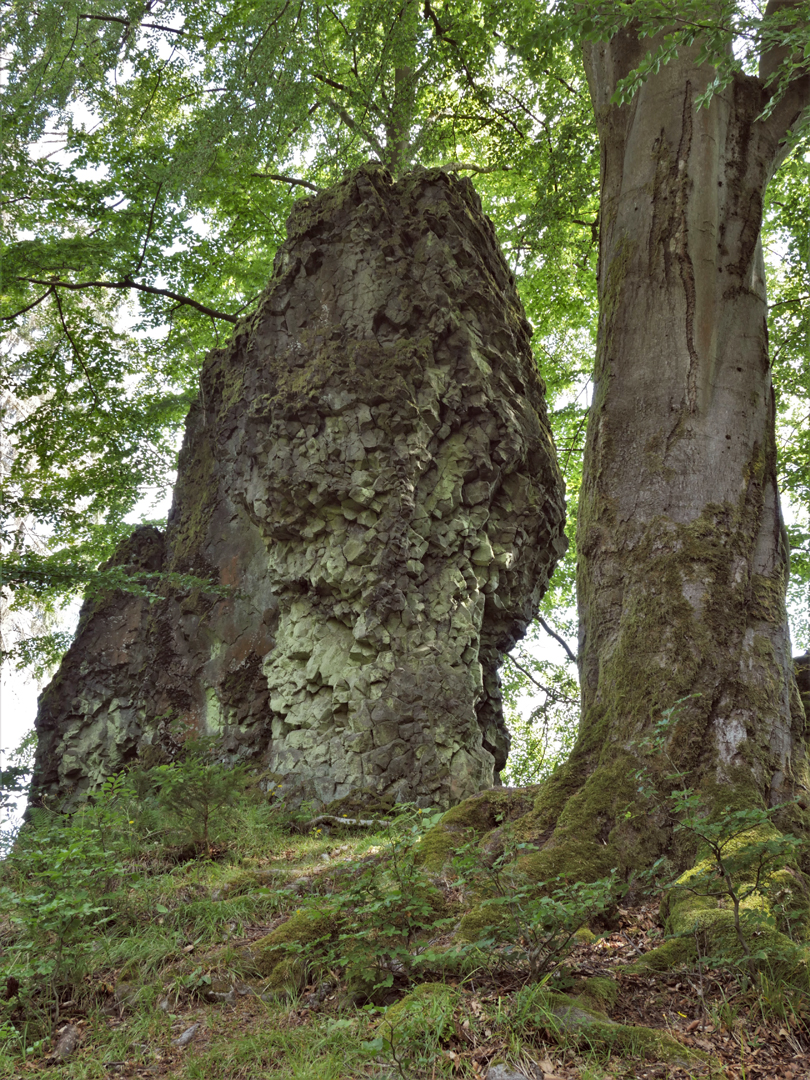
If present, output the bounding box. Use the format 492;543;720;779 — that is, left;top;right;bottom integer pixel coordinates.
1;772;809;1080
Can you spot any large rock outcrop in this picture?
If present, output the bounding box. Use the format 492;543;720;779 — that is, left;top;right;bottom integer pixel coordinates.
31;165;567;810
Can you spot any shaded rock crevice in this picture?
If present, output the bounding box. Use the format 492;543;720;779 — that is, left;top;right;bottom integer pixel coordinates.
32;164;567;810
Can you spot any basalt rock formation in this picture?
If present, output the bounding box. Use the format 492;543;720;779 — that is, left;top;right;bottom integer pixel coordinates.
31;165;567;811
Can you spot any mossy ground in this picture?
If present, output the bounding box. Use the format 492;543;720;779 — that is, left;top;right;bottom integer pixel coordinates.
2;780;810;1079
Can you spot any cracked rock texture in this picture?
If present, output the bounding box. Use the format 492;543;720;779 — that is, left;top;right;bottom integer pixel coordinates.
31;165;567;810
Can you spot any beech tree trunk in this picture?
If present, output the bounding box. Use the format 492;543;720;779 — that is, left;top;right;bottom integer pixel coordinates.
511;23;810;882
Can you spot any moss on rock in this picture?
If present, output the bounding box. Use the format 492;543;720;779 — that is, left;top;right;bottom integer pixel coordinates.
378;981;459;1041
456;902;511;943
580;976;618;1010
542;992;713;1069
414;786;539;871
247;907;336;985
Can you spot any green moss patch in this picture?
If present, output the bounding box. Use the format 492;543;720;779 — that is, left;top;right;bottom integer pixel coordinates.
580;976;618;1009
246;907;336;987
414;786;539;871
377;981;459;1041
543;992;712;1069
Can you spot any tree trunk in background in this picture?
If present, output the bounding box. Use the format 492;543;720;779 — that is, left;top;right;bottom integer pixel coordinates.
506;24;810;883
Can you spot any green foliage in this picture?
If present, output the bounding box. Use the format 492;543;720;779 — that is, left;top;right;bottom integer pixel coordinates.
0;0;808;707
451;833;622;983
0;0;599;671
0;729;36;856
132;737;250;854
286;806;449;999
635;699;808;981
501;619;579;786
765;149;810;649
573;0;810;119
363;983;459;1079
0;774;134;1031
280;805;622;999
0;756;807;1074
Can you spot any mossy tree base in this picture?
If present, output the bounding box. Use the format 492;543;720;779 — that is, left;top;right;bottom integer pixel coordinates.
415;775;810;995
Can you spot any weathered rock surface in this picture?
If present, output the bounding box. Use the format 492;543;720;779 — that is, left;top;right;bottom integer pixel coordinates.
31;165;567;810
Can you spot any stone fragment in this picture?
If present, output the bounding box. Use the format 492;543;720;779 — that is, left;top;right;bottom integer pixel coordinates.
171;1024;200;1048
31;164;567;810
486;1067;536;1080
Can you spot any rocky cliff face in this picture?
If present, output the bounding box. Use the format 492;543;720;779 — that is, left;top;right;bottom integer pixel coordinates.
31;165;567;811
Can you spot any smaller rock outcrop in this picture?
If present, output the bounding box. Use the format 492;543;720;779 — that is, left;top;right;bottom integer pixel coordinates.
31;165;567;811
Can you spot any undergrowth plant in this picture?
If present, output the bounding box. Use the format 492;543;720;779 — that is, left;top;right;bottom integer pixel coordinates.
451;834;622;983
287;808;624;999
635;697;807;981
0;773;134;1035
131;736;250;854
0;730;35;858
293;806;448;998
362;983;459;1079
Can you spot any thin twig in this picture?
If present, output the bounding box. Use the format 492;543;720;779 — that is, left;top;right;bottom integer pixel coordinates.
134;181;163;274
78;13;185;34
538;616;578;665
251;172;323;192
440;161;512;174
770;293;809;309
52;290;103;406
0;286;54;321
509;656;577;704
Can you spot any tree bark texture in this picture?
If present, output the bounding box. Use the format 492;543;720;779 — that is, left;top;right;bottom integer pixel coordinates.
574;30;810;834
465;25;810;886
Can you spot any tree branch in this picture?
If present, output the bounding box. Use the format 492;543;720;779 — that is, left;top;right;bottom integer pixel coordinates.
323;5;360;78
301;814;391;832
440;161;512;174
0;287;54;321
78;13;185;35
509;655;577;704
758;0;810;160
313;70;382;116
537;616;578;665
52;290;103;406
318;92;386;158
770;293;809;309
246;0;291;65
251;172;323;192
17;277;239;324
134;181;163;274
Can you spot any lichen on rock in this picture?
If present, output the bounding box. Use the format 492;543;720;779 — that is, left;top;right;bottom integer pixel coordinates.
31;164;566;811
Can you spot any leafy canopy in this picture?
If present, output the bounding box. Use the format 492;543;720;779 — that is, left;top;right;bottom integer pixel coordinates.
1;0;808;719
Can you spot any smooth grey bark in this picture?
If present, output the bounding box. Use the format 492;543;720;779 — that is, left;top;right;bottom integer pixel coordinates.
573;23;810;815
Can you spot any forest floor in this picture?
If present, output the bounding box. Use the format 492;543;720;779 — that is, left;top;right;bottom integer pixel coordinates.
2;794;809;1080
